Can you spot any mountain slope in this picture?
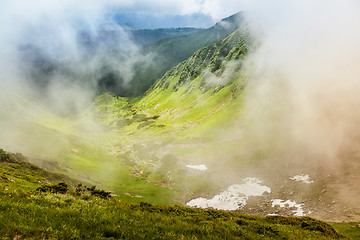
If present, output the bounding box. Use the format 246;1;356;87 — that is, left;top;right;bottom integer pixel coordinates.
94;24;360;225
92;27;252;207
124;12;247;96
97;27;249;134
128;27;202;45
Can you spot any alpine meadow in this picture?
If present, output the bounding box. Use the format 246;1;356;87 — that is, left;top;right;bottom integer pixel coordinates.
0;0;360;239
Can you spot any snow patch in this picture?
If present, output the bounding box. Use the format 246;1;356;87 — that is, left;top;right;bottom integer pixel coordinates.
271;199;306;216
186;178;271;211
290;174;313;184
186;164;208;171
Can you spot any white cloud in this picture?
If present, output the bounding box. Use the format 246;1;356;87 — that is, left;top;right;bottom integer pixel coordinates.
109;0;250;20
243;0;360;164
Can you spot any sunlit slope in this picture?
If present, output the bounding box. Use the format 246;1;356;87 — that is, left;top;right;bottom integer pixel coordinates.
97;27;249;137
0;26;250;206
127;12;246;96
0;92;174;204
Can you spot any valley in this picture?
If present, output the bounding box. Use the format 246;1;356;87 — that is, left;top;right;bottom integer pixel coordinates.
1;4;360;238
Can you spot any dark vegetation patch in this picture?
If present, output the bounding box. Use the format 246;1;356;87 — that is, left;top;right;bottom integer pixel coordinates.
36;182;69;194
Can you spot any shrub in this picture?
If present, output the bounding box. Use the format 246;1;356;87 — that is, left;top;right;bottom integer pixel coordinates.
86;186;111;199
36;182;69;194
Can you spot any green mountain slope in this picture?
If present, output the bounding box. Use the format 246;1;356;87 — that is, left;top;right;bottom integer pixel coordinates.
124;12;246;96
1;24;250;208
91;27;253;206
93;24;360;228
1;14;359;239
0;149;348;239
0;148;80;191
98;27;249;134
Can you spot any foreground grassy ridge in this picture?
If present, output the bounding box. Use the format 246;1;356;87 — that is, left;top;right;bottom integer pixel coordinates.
0;148;80;192
329;223;360;240
0;195;348;239
0;149;349;239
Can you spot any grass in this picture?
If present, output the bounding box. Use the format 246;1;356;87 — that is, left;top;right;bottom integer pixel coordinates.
0;152;349;239
0;23;358;238
330;223;360;240
0;195;349;239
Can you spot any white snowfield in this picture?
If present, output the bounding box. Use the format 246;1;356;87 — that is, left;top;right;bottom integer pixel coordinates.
186;178;271;211
271;199;306;216
290;174;313;184
186;164;208;171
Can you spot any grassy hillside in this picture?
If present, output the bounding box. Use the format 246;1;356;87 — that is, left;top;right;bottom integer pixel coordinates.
2;19;359;239
98;27;249;134
91;27;258;206
0;149;349;239
125;12;246;96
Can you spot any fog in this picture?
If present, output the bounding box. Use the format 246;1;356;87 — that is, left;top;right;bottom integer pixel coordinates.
180;1;360;220
0;0;154;116
0;0;155;160
1;0;360;220
241;0;360;168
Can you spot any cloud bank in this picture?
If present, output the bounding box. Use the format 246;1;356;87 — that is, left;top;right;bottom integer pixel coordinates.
242;0;360;166
0;0;157;115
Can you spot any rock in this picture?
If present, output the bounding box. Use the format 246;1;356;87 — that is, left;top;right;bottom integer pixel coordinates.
13;235;22;240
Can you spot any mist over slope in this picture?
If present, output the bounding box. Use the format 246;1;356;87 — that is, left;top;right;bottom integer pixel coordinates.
1;0;360;227
93;1;360;222
1;149;348;239
128;28;202;45
126;12;246;96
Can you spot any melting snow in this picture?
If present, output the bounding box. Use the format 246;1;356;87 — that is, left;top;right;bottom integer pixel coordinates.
290;174;313;184
271;199;306;216
186;178;271;210
186;164;208;171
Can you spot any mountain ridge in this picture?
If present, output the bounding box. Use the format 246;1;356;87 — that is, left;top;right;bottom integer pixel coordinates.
117;12;247;96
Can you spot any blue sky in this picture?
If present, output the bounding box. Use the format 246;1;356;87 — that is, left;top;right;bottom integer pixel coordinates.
1;0;251;29
105;0;251;28
111;12;214;29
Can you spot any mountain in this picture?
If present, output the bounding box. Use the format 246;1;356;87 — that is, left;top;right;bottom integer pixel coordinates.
97;26;249;132
122;12;247;96
112;12;214;29
2;13;360;238
18;12;246;98
94;24;360;226
127;27;202;45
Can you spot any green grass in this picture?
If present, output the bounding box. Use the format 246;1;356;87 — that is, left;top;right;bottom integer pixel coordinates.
0;22;357;239
0;149;349;239
0;196;349;239
330;223;360;240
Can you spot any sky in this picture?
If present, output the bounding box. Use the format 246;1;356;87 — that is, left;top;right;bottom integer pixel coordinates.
1;0;249;30
107;0;251;28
